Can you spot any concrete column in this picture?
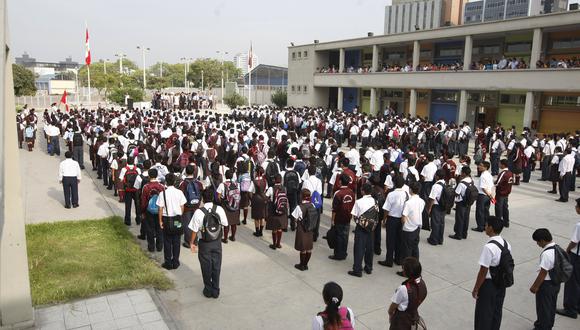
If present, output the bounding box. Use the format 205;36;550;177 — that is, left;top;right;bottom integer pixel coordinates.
339;48;345;73
337;87;344;111
409;89;417;117
370;88;377;115
523;91;534;129
530;28;543;69
458;90;468;123
372;45;379;72
412;40;420;70
463;35;473;71
0;1;35;325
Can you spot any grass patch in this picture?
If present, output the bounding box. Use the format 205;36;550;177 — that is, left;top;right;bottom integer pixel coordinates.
26;216;172;306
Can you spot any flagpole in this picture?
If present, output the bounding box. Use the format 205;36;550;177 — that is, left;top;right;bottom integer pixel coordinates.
87;66;91;108
248;65;251;107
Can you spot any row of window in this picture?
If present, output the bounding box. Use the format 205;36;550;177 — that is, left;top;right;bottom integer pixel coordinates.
290;85;309;94
291;51;308;60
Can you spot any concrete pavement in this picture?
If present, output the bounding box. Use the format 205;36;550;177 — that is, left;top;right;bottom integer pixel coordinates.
21;136;580;329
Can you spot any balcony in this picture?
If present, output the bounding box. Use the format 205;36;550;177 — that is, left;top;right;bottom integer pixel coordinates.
313;69;580;92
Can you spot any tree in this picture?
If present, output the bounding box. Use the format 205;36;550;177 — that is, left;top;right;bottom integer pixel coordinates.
271;89;287;108
107;87;144;105
187;59;242;89
12;64;37;96
148;62;186;88
224;93;247;109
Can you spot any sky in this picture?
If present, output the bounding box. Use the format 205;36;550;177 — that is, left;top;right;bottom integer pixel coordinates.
7;0;389;67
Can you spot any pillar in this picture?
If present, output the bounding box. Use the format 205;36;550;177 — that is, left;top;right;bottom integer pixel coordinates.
523;91;534;129
372;45;379;72
412;41;420;70
530;28;543;69
409;89;417;117
339;48;345;73
370;88;377;115
463;35;472;71
458;90;468;123
0;0;35;326
337;87;344;111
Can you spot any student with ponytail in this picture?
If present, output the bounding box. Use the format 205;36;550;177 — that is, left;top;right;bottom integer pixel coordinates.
388;257;428;330
312;282;355;330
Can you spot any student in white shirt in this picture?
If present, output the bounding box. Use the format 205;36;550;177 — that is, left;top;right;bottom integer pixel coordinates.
426;169;447;246
450;166;474;240
348;183;377;278
58;151;82;209
312;282;354;330
388;257;427;328
473;161;494;232
379;175;408;268
398;182;425;274
157;173;187;270
302;166;323;241
557;198;580;319
530;228;560;329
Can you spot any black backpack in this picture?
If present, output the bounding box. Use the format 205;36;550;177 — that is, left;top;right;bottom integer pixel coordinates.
284;170;300;192
73;133;83;146
265;161;279;186
462;181;478;206
200;205;222;242
436;182;455;214
545;245;574;284
488;240;515;288
301;204;318;232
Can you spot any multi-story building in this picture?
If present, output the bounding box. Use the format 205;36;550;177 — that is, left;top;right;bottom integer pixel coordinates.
464;0;568;24
287;11;580;133
385;0;466;35
234;52;259;75
15;52;79;76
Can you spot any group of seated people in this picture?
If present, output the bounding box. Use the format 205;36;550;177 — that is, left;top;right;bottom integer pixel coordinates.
536;57;580;69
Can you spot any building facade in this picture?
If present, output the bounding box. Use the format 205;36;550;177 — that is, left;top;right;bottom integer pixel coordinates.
288;11;580;133
385;0;466;35
464;0;568;24
234;52;259;75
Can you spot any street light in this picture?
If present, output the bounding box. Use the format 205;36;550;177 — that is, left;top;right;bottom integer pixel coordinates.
103;58;110;75
114;53;127;74
180;57;193;93
137;46;150;90
216;50;229;106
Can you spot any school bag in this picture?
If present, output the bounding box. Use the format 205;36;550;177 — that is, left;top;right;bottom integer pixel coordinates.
488;240;515;288
183;179;202;208
474;148;483;163
284;170;300;192
223;180;241;212
273;187;289;216
435;182;455;214
72;132;83;146
25;126;34;138
462;181;478;206
265;161;279;186
294;161;307;177
311;190;323;210
317;307;354;330
161;190;183;235
301;204;319;232
127;143;138;157
545;244;574;284
123;166;139;192
147;188;160;214
356;203;379;232
200;205;222;242
239;173;253;192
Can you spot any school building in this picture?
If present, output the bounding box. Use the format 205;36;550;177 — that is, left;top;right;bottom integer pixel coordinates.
287;10;580;133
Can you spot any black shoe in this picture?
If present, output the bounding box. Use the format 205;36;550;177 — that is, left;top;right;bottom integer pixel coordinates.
107;187;113;190
137;235;146;240
242;220;247;225
555;309;577;319
283;228;289;232
253;232;260;237
547;190;557;194
136;219;141;225
173;262;180;269
161;262;173;270
374;249;382;256
448;235;462;240
97;176;102;179
556;199;568;203
471;227;484;232
73;204;79;208
182;242;190;249
156;244;163;252
347;271;362;278
294;264;307;271
80;166;85;170
422;227;431;231
328;255;345;261
222;239;228;244
147;246;154;252
427;239;438;246
269;244;277;250
203;289;213;298
364;268;372;275
504;222;510;228
396;271;405;277
378;260;393;267
64;205;71;209
125;222;131;226
229;236;236;242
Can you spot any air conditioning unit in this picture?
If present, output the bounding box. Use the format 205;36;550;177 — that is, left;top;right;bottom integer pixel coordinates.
368;32;374;37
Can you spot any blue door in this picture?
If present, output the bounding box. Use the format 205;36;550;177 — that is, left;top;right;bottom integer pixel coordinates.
343;88;358;113
430;103;458;124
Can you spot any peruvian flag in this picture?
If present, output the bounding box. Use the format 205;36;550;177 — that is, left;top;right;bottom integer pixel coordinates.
248;42;253;69
60;90;69;112
85;27;91;66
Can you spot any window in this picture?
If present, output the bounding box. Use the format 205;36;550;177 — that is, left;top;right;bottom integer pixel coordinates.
382;90;404;98
438;48;463;57
432;91;458;103
420;50;432;59
291;85;295;93
417;92;429;100
297;85;301;92
298;52;302;58
500;94;526;105
552;38;580;50
303;85;308;93
363;53;373;61
544;95;580;107
292;52;296;60
362;90;371;97
303;51;308;58
505;42;531;54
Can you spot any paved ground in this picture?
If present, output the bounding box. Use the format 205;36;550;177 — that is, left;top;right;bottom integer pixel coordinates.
21;136;580;330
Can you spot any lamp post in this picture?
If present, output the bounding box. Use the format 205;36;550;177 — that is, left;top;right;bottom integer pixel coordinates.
103;58;110;75
201;70;204;92
114;53;126;74
180;57;191;93
137;46;150;90
216;50;229;106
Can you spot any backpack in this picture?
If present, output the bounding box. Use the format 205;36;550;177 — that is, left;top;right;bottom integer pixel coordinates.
25;126;34;138
123;166;139;192
406;169;417;185
488;240;515;288
311;190;323;210
294;161;307;177
284;170;300;192
184;179;202;208
223;180;241;212
265;161;279;186
462;181;478;206
545;245;574;284
318;307;354;330
436;182;455;214
127;143;138;158
200;205;222;242
301;204;319;232
273;187;289;216
136;152;147;167
73;132;83;146
356;203;379;232
195;142;204;155
239;173;253;192
474;148;483;163
147;189;160;214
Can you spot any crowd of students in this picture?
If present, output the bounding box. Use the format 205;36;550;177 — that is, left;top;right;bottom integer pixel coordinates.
16;99;580;329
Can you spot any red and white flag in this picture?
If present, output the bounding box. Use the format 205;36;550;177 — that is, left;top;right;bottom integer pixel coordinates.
85;27;91;66
248;42;253;69
60;90;69;112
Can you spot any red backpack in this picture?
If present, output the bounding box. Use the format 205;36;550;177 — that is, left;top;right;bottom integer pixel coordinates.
317;307;354;330
123;166;139;192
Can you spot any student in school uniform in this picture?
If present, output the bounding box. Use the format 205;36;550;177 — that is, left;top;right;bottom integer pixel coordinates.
472;216;511;330
180;165;203;248
119;157;142;226
312;282;355;330
379;175;407;268
250;167;269;237
450;166;473;240
388;257;428;329
397;182;425;277
292;189;316;271
529;228;560;330
140;168;165;252
348;183;377;278
329;174;356;261
495;160;513;228
473;161;494;232
157;173;187;270
556;197;580;319
58;151;82;209
426;170;447;245
217;170;241;243
266;174;289;250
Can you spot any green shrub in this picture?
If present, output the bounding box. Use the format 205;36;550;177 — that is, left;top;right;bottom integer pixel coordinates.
224;92;247;109
271;89;287;108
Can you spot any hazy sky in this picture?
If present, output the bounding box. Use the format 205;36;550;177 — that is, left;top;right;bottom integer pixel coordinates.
8;0;389;67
